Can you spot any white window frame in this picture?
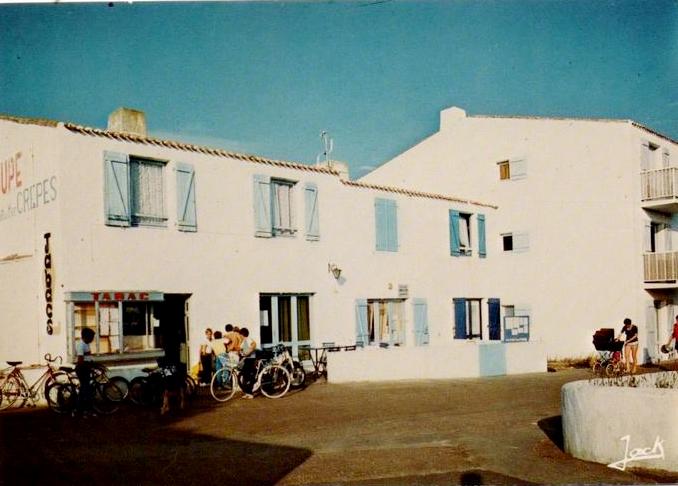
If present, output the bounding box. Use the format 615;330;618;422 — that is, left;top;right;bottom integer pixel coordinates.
129;156;167;227
271;179;296;237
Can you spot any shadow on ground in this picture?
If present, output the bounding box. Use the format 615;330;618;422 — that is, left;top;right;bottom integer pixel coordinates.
315;469;538;485
537;415;564;451
0;397;311;485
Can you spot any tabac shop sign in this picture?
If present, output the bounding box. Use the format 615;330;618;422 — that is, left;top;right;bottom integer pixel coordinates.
0;150;58;222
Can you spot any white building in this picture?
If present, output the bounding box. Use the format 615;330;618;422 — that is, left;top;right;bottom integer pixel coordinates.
362;106;678;362
0;109;544;383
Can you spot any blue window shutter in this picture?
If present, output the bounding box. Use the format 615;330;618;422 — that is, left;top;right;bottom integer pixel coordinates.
478;214;486;258
253;174;272;237
449;210;461;256
355;299;369;346
386;199;398;251
375;198;398;252
375;198;387;250
488;298;500;340
453;298;467;339
304;183;320;241
103;151;130;227
413;298;429;346
176;162;197;232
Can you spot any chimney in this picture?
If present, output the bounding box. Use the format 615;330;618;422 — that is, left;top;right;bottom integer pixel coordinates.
317;160;350;180
440;106;466;131
107;107;147;137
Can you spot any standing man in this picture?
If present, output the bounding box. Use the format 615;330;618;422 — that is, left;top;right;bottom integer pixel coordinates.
223;324;244;368
75;327;96;416
199;328;214;386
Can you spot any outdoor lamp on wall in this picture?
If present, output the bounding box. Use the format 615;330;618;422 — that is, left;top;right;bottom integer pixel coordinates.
328;263;342;280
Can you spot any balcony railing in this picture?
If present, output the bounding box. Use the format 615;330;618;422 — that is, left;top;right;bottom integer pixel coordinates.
644;251;678;282
641;168;678;201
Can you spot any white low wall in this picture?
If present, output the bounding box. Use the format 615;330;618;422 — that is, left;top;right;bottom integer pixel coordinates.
562;373;678;472
327;341;546;383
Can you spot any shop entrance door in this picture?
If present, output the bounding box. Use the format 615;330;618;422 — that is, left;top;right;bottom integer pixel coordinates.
158;294;190;370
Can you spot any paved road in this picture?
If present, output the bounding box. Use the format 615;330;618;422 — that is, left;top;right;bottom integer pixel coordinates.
0;369;676;485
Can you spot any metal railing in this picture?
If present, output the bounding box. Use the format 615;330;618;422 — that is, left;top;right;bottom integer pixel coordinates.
644;251;678;282
641;168;678;201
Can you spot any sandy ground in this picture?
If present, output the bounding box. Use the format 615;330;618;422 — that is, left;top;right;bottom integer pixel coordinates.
0;368;676;485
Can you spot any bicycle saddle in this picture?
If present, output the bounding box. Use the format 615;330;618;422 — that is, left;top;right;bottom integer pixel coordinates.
6;361;21;366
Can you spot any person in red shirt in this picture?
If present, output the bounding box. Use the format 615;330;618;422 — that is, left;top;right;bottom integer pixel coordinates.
664;315;678;352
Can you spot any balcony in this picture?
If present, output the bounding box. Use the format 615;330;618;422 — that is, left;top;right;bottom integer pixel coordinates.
641;168;678;212
644;251;678;284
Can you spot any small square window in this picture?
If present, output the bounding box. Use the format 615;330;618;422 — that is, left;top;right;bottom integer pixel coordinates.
498;161;510;180
502;233;513;252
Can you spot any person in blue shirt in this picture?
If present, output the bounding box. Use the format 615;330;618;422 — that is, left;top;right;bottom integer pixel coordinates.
75;327;96;416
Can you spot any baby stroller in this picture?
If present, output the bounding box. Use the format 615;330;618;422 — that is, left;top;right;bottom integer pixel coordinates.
592;328;625;376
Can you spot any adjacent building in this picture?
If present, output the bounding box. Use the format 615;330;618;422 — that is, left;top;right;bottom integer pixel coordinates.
362;106;678;362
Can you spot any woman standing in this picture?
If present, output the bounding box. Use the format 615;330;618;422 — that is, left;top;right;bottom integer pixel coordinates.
617;318;639;374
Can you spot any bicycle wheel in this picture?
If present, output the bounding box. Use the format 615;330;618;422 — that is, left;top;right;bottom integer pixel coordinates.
605;363;621;377
109;376;129;401
290;362;306;389
259;365;291;399
0;375;22;410
591;361;602;376
210;368;236;402
46;382;77;414
92;381;123;415
129;377;153;406
184;375;197;397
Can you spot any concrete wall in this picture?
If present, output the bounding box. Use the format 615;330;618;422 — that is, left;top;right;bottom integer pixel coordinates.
562;375;678;472
362;107;678;360
327;341;546;383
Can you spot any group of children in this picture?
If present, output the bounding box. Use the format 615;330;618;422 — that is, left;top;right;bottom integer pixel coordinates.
199;324;259;398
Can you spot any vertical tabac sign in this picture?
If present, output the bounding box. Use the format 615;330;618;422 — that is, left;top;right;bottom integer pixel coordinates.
44;233;54;335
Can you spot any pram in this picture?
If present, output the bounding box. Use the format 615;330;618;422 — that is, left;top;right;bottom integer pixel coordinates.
592;328;625;376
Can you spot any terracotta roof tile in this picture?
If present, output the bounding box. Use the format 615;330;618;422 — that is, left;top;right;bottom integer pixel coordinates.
342;180;497;209
0;112;497;209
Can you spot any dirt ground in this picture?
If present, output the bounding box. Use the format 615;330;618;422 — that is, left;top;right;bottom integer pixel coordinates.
0;368;676;485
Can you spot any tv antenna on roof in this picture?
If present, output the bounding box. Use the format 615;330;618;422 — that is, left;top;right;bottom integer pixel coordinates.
316;130;334;165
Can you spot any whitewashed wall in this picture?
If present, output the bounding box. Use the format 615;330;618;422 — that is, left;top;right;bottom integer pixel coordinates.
362;107;678;359
1;117;523;379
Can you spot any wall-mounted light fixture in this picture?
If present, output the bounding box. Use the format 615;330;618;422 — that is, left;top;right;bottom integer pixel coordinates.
328;263;342;280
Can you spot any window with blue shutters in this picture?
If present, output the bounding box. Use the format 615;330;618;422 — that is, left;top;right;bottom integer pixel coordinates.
304;183;320;241
104;151;167;228
375;198;398;252
450;210;472;256
454;298;483;339
413;298;429;346
253;175;298;238
176;162;197;232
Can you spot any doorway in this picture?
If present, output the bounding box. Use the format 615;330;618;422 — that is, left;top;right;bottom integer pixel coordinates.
156;294;190;370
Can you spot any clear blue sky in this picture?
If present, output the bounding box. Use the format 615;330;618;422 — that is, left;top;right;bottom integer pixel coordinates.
1;0;677;178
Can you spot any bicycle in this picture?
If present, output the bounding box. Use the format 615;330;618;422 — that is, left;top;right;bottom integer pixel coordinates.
210;356;291;402
129;363;189;408
269;344;306;388
45;362;125;415
0;354;75;411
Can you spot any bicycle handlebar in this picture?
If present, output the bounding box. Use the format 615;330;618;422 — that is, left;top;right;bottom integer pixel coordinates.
44;353;63;365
